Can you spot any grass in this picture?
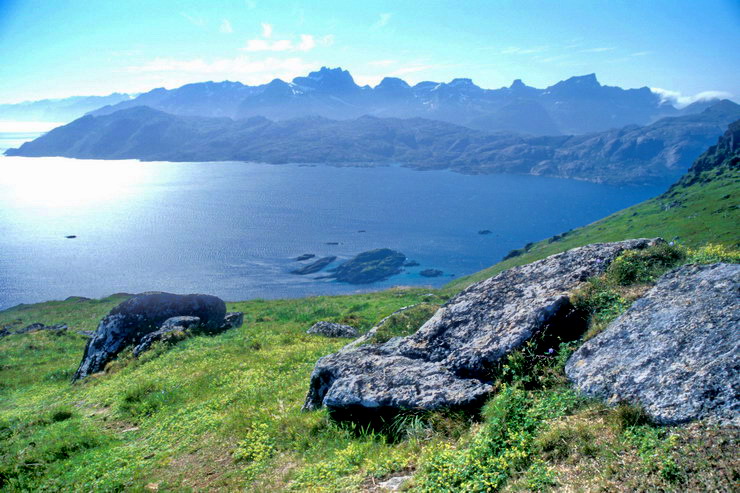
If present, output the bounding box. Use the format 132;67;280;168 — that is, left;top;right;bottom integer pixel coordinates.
1;166;738;490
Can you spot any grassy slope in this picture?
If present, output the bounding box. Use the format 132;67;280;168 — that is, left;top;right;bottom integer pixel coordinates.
1;152;738;491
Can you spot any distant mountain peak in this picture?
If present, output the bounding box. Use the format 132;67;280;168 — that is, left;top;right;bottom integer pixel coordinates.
292;66;359;92
449;78;476;87
561;73;601;87
376;77;410;89
510;79;527;89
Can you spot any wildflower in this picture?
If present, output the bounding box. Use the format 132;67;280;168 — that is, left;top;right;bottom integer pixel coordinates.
547;348;554;355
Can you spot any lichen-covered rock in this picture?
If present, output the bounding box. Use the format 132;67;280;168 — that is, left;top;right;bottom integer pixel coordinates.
304;239;659;415
73;292;226;380
222;312;244;330
566;263;739;425
132;316;202;356
307;321;359;338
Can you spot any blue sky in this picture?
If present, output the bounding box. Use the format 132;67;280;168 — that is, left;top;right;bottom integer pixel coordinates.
1;0;738;104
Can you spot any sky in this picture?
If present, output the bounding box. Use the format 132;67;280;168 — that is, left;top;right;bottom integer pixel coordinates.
0;0;738;105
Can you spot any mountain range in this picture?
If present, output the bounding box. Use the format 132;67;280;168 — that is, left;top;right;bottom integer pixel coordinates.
9;99;739;185
85;68;716;136
0;93;132;122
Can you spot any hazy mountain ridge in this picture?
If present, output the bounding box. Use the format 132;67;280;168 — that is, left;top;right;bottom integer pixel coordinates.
87;68;714;136
0;93;132;122
9;100;739;185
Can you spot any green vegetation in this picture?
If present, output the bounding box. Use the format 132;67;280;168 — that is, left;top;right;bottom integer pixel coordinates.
1;144;738;490
2;243;737;491
361;302;441;345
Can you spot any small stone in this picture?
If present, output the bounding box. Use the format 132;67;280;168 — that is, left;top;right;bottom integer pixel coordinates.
378;475;412;491
307;321;359;338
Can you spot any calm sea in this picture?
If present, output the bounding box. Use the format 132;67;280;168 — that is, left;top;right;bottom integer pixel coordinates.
0;130;664;309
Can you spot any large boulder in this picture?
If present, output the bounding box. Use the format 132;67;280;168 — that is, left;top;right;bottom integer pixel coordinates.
73;292;226;380
304;239;659;415
566;263;739;425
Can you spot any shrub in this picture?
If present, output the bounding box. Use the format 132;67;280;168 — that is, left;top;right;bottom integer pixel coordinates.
686;243;740;264
605;243;685;285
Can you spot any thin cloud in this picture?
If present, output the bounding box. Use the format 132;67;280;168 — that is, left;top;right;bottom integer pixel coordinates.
220;20;233;34
368;60;398;67
630;51;652;57
580;47;615;53
127;55;316;86
181;12;206;28
297;34;315;51
373;13;392;29
261;22;273;38
500;46;548;55
242;28;332;52
652;87;733;108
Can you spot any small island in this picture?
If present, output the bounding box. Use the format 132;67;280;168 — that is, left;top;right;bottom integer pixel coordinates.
478;230;492;235
294;254;316;261
420;269;444;278
290;256;336;275
329;249;406;284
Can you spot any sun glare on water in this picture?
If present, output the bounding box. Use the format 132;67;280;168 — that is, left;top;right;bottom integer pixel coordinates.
0;156;152;209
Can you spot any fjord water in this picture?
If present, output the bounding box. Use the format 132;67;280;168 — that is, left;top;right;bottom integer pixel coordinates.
0;134;664;310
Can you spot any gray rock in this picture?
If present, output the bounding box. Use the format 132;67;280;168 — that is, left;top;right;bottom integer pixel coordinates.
378;475;412;491
566;263;740;425
73;292;226;380
158;316;202;331
291;256;336;275
307;321;359;338
3;322;69;336
304;239;659;414
132;311;244;357
132;316;201;357
222;312;244;330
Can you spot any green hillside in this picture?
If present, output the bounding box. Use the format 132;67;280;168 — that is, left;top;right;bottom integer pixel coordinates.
1;124;738;491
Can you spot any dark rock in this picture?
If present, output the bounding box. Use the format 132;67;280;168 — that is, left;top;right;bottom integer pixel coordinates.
73;292;226;380
16;322;46;333
478;229;492;235
403;260;420;267
420;269;443;278
13;322;68;335
294;254;316;261
304;239;659;416
65;235;77;239
132;316;201;356
566;263;739;425
307;321;359;338
357;230;366;233
329;249;406;284
291;256;337;275
325;242;340;245
222;312;244;330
